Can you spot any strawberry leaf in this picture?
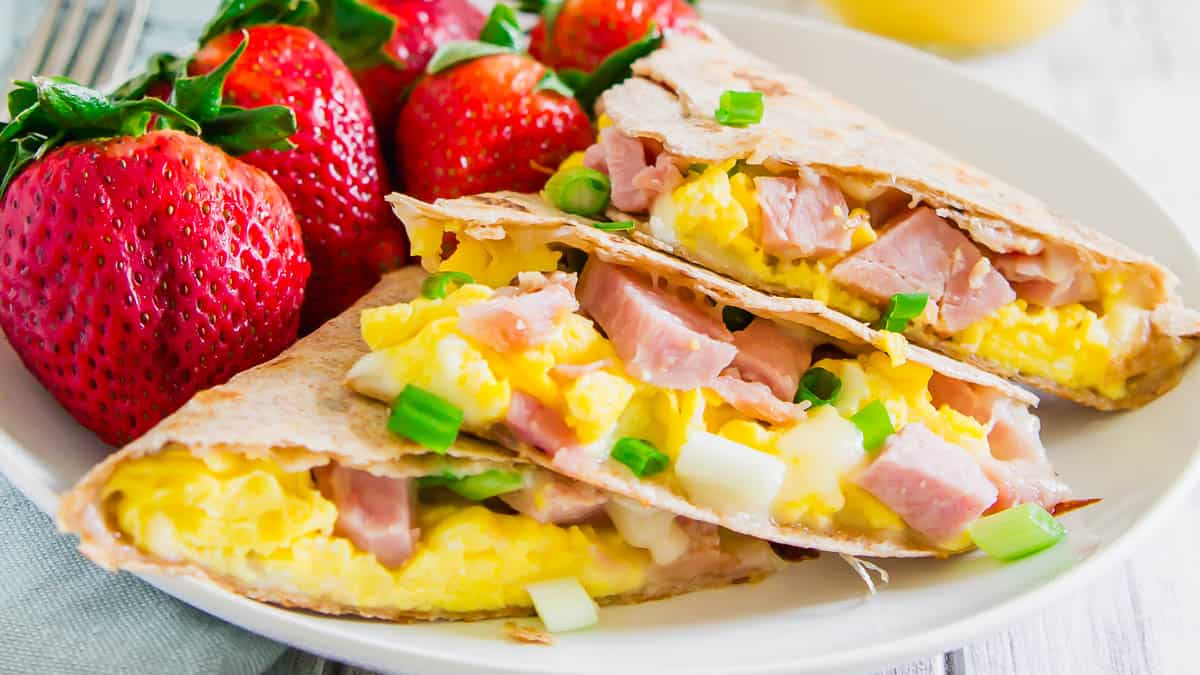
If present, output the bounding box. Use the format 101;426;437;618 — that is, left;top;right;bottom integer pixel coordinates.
479;4;524;50
200;0;318;44
536;0;564;55
0;78;201;198
310;0;398;70
535;71;575;98
569;25;663;114
170;33;250;124
426;41;513;75
111;52;186;101
202;105;298;154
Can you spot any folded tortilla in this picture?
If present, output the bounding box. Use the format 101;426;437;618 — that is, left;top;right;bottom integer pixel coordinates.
381;191;1075;559
58;266;783;622
570;27;1198;409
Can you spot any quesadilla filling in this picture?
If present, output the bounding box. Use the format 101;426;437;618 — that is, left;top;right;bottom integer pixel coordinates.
99;446;778;615
347;262;1070;553
540;125;1194;402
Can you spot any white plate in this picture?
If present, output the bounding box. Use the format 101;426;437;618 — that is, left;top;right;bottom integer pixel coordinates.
3;5;1199;675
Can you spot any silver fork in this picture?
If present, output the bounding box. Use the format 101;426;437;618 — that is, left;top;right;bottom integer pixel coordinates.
7;0;151;89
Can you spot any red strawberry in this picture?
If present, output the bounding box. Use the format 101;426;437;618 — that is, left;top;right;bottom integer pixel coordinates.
312;0;485;145
193;19;405;329
527;0;698;72
0;79;309;445
397;51;593;200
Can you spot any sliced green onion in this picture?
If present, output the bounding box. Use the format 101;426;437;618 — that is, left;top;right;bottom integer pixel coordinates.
877;292;929;333
479;3;523;49
722;306;755;332
795;367;842;407
714;90;764;127
420;271;474;299
968;503;1066;561
611;438;669;477
525;577;598;633
387;385;463;453
686;162;709;175
592;220;635;232
421;469;526;500
544;166;611;216
851;400;894;452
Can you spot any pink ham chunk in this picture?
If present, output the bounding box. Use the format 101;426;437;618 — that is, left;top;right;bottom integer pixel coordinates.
832;207;1016;333
994;245;1099;308
583;142;608;173
313;465;418;569
854;423;998;542
711;375;809;425
597;127;655;212
578;259;736;389
499;473;609;525
506;391;580;456
632;153;685;197
457;272;579;353
865;188;913;227
927;374;1069;511
729;319;815;401
755;174;854;258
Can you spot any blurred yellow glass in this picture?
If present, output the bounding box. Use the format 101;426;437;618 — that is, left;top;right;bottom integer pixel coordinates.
819;0;1086;54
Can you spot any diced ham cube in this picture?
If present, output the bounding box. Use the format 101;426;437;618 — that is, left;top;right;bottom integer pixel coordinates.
499;472;609;525
755;174;854;258
577;259;736;389
313;465;419;569
632;153;684;197
598;127;655;212
832;207;1016;333
927;374;1069;511
994;245;1099;307
854;423;998;542
865;188;913;227
506;391;580;456
582;142;608;173
710;375;809;425
729;319;814;401
458;272;579;353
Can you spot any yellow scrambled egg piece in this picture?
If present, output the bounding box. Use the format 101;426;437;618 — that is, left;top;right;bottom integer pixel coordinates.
103;450;649;614
441;237;562;289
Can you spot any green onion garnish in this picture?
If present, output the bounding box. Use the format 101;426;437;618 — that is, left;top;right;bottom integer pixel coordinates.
795;367;842;407
714;90;764;127
545;166;611;216
421;469;525;500
687;163;709;174
968;503;1066;561
479;3;523;49
420;271;474;299
611;438;669;477
387;385;463;453
877;292;929;333
851;400;894;452
593;220;635;231
722;306;755;332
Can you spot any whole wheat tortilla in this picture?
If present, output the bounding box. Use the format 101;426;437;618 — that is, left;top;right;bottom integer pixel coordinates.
388;191;1059;558
57;267;781;622
594;27;1199;409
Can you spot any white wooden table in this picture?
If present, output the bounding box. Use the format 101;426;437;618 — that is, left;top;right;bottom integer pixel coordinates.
3;1;1196;673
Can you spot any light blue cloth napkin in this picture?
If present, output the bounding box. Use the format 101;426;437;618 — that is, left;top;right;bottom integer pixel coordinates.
0;474;310;675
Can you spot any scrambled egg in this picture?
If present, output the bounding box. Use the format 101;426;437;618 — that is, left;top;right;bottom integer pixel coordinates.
662;164;881;321
648;161;1153;401
354;284;999;549
103;449;649;614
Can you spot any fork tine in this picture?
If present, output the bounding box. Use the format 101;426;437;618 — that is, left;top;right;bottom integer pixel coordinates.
99;0;151;89
41;0;89;77
69;0;123;86
7;0;64;84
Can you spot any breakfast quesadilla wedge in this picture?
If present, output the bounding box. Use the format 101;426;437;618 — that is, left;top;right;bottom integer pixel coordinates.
545;27;1199;410
377;191;1079;559
57;267;783;623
